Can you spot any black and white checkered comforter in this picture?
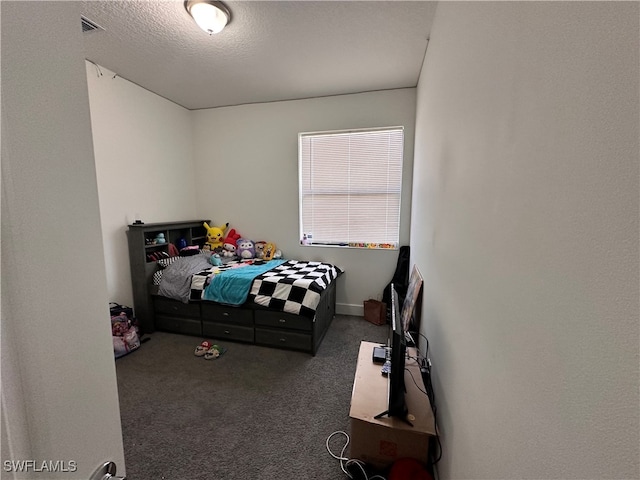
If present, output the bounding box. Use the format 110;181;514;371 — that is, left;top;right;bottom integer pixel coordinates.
249;260;343;319
155;259;342;316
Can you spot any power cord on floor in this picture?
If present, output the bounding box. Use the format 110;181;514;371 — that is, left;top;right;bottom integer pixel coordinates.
325;431;387;480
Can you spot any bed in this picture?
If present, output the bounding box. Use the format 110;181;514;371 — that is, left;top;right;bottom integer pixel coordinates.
149;252;343;355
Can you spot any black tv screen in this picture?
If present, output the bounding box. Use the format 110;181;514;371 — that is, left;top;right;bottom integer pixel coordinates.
375;283;411;424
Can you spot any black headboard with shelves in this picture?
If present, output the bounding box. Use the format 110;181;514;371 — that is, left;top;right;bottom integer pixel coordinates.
127;220;209;333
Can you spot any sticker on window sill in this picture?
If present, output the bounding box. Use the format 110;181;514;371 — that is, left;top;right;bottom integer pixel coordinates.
300;241;397;249
348;242;397;249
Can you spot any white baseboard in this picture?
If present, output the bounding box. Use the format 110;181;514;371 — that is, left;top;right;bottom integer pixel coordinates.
336;303;363;317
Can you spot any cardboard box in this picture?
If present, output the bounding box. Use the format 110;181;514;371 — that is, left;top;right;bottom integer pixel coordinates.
349;342;435;470
363;300;387;325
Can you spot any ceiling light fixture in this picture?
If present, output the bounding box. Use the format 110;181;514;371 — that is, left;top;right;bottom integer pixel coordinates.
184;0;231;35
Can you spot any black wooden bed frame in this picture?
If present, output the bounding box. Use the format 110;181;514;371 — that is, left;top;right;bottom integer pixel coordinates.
128;220;338;355
150;281;336;355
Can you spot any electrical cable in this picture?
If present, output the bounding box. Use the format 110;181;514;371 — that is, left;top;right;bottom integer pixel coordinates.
405;367;428;397
411;334;443;466
325;431;387;480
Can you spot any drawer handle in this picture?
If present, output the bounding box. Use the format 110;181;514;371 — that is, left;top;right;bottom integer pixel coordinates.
223;312;229;316
279;318;286;323
224;330;230;334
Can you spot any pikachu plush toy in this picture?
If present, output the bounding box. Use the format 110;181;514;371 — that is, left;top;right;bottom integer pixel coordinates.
203;222;229;251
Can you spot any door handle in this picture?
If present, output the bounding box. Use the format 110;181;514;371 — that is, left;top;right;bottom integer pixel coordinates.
90;461;126;480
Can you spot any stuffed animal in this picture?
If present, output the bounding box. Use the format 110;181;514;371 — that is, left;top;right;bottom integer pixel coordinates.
221;229;241;258
254;241;267;259
210;253;222;266
203;222;228;251
236;238;256;259
262;242;277;260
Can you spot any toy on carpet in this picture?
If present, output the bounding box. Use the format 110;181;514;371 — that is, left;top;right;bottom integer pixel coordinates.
203;222;228;251
236;238;256;259
194;340;213;356
221;229;241;258
204;344;226;360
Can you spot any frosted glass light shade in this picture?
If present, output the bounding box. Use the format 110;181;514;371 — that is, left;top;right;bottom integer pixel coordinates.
185;0;230;35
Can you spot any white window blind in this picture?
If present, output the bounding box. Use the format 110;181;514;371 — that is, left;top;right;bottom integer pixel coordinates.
299;127;403;248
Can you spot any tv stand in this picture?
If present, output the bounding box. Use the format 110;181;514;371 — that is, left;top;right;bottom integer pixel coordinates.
373;409;414;427
349;341;435;469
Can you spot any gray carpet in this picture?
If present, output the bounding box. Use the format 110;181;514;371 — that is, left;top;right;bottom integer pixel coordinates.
115;314;388;479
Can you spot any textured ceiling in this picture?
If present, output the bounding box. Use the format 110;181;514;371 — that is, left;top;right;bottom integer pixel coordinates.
80;1;436;110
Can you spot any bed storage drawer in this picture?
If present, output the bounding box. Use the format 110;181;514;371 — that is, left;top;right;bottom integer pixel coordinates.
254;310;313;332
155;315;202;336
201;303;253;326
154;297;200;318
203;322;254;343
255;328;312;351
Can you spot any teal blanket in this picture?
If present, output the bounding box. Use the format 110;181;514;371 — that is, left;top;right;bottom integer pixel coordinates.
202;260;286;305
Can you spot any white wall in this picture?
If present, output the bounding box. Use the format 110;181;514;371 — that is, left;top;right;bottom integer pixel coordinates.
191;89;416;314
86;63;197;307
412;2;639;478
2;2;125;477
87;73;414;314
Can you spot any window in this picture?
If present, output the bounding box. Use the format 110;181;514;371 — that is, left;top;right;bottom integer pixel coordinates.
298;126;403;249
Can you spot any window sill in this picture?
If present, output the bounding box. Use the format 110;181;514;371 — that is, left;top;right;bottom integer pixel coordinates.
301;242;398;250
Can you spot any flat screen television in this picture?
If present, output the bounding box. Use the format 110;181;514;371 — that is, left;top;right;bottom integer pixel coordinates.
375;283;411;425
